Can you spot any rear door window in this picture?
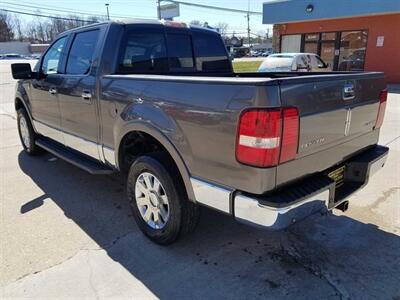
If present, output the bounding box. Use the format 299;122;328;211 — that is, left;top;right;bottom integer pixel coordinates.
192;30;230;72
66;30;99;75
118;27;168;73
166;33;195;71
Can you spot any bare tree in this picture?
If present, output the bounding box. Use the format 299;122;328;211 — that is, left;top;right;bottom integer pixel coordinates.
12;14;24;41
214;22;229;37
0;12;14;42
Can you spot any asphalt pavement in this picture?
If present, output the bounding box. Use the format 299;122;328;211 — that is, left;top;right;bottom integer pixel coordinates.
1;60;399;299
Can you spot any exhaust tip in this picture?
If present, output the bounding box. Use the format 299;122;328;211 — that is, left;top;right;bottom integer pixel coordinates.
335;201;349;212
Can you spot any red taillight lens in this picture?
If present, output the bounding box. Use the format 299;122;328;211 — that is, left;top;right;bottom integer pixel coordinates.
280;107;299;163
236;107;299;167
236;109;282;167
374;89;388;129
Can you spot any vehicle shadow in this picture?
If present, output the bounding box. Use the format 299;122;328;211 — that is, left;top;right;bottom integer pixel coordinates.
18;151;400;299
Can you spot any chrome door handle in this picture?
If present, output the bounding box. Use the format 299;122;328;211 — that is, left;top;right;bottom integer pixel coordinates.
49;87;57;95
81;91;92;101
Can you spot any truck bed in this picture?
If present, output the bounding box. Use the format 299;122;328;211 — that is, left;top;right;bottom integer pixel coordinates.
101;71;385;195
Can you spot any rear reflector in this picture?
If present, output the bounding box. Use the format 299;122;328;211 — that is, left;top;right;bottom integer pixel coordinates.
236;107;299;167
374;89;388;129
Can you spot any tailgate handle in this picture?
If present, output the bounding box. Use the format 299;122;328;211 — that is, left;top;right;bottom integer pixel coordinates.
343;83;355;100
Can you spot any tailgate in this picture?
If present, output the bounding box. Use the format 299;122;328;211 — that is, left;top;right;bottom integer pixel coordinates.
276;73;386;186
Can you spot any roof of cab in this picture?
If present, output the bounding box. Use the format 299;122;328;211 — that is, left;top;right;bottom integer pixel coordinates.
61;19;219;35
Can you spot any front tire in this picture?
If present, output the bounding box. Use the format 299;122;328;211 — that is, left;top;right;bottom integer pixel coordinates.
127;152;199;245
17;108;41;155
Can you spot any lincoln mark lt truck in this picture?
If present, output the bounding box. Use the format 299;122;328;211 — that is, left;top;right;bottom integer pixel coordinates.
12;20;389;244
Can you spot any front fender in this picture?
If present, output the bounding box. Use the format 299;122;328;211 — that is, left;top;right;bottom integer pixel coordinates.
15;82;36;130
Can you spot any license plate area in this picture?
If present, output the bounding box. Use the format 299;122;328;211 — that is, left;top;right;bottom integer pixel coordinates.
327;165;346;189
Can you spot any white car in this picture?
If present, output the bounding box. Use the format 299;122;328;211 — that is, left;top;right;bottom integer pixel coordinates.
258;53;329;72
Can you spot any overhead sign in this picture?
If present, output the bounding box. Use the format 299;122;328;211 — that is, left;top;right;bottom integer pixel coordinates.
160;3;180;19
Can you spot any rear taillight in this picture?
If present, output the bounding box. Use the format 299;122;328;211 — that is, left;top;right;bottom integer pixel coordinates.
374;89;388;129
280;107;300;163
236;107;299;167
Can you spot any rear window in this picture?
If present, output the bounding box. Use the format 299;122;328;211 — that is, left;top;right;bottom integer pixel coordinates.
117;26;230;74
192;31;230;72
166;33;195;71
118;27;168;74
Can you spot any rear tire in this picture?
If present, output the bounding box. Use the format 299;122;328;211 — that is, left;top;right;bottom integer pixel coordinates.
127;152;200;245
17;108;42;155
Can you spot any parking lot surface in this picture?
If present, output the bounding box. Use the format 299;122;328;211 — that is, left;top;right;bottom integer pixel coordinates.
1;60;399;299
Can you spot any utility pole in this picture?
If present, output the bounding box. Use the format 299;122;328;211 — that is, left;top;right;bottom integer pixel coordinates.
105;3;110;20
157;0;161;20
246;12;251;48
246;0;251;48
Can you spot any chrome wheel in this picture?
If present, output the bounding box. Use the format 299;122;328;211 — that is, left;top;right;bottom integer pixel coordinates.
135;172;170;229
19;115;30;149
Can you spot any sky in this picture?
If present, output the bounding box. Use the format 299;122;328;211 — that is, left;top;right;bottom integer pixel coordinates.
1;0;272;37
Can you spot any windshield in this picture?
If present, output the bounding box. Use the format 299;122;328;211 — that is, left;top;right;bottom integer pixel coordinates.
258;55;294;71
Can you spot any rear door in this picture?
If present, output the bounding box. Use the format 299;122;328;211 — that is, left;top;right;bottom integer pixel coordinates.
30;36;68;144
58;28;102;160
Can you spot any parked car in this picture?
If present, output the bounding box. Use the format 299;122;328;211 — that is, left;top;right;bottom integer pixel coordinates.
12;20;388;245
0;53;25;60
258;53;329;72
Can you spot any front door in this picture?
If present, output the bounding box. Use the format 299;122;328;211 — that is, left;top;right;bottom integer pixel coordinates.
57;29;101;160
30;36;68;144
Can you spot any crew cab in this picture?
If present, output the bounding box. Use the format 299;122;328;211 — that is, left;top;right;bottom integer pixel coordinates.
11;20;389;244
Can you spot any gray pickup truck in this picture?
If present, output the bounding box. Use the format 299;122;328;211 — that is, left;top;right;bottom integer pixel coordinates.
12;20;389;244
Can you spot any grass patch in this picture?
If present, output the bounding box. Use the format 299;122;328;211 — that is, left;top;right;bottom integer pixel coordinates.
232;60;263;73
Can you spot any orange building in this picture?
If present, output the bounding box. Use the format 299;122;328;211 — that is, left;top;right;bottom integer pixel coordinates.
263;0;400;83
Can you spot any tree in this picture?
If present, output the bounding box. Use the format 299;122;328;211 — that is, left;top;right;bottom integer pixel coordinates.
214;22;229;37
0;12;14;42
12;14;24;41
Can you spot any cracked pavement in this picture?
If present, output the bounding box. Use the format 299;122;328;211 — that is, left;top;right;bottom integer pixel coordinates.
1;60;399;299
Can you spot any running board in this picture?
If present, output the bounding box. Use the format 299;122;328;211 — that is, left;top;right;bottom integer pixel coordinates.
36;137;115;175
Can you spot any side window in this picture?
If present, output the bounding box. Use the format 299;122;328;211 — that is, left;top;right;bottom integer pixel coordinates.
41;37;67;75
66;30;99;75
310;55;325;71
118;28;168;73
166;33;194;71
192;31;230;72
297;55;311;71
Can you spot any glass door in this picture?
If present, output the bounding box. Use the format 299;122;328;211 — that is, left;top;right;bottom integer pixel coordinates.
320;42;335;71
338;31;368;71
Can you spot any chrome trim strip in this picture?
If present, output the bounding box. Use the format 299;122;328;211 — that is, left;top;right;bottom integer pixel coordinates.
190;178;232;214
33;120;100;161
344;108;352;136
103;146;116;167
33;120;64;145
64;132;99;160
234;190;330;230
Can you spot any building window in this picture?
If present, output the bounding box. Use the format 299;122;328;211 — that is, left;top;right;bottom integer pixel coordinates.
280;30;368;72
338;31;368;71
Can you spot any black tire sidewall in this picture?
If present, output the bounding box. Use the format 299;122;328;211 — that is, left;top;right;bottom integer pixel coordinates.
127;155;183;244
17;108;36;154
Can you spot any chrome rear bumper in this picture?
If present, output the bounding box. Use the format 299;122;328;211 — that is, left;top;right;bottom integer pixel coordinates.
233;145;388;230
191;145;388;230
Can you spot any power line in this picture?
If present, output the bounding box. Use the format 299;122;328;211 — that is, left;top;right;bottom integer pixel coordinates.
1;1;153;19
0;8;94;22
161;0;263;15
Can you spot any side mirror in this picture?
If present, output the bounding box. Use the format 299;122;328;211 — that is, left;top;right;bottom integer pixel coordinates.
11;63;33;79
318;63;329;69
